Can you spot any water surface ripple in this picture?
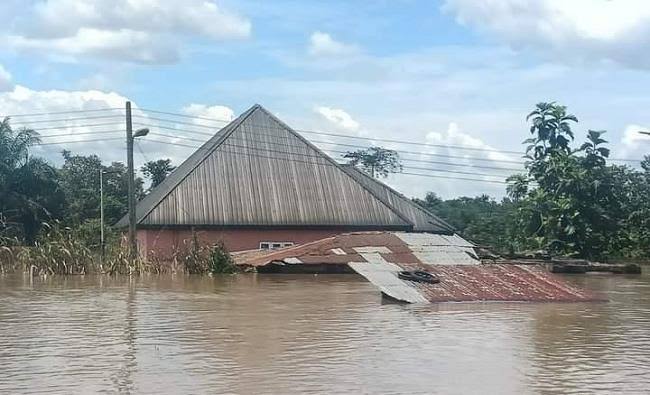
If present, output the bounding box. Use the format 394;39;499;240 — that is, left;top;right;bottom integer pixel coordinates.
1;273;648;394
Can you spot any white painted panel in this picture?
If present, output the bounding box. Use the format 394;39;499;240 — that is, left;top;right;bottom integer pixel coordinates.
330;248;346;255
348;253;428;304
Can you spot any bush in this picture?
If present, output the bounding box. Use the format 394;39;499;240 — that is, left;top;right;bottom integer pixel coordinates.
209;242;236;274
176;233;236;274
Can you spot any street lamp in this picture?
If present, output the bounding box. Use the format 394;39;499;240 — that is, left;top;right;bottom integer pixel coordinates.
133;127;150;138
640;131;650;136
126;99;149;262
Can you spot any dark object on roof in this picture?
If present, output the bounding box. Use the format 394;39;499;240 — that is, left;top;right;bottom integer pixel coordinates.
117;105;420;229
398;270;440;284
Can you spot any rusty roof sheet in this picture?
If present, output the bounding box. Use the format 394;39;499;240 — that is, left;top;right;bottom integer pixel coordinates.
235;231;604;303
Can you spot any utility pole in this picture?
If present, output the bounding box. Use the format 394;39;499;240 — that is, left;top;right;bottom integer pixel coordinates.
126;101;137;262
125;101;150;263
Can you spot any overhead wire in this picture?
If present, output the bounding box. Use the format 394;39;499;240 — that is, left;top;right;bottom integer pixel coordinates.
1;107;123;118
140;138;509;183
133;108;645;164
11;114;125;125
33;137;124;146
140;124;526;169
146;130;522;173
38;129;125;139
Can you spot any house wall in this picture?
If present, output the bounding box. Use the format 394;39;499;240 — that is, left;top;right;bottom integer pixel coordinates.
137;228;346;260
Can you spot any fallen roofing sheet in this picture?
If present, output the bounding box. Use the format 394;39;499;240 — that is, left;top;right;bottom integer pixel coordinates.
234;232;604;303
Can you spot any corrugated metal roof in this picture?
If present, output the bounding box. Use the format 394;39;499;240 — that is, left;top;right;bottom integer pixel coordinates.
340;165;455;233
118;105;414;228
234;232;604;303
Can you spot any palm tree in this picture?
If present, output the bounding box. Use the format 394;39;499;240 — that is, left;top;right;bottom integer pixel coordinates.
0;118;64;244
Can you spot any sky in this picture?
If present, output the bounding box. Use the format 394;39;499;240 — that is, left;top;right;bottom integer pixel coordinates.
2;0;650;199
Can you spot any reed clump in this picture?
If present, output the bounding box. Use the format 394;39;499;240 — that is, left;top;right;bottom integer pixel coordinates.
5;222;237;276
175;233;237;275
17;223;94;275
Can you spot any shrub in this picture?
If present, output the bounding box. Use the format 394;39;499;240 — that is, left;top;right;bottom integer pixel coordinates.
209;242;236;274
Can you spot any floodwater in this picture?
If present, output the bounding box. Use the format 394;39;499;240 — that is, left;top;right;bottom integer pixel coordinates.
0;272;649;395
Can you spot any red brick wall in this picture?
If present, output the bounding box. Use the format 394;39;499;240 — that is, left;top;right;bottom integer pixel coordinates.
137;228;345;260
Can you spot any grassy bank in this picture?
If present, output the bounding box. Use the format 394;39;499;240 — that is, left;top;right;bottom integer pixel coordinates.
0;225;237;276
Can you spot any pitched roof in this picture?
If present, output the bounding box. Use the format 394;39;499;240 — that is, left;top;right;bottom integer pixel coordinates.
340;164;455;233
117;104;414;229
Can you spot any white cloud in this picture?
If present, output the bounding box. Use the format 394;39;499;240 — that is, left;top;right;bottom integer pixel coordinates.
444;0;650;68
0;82;225;172
308;31;358;57
182;103;234;124
622;124;650;146
0;85;131;164
9;29;178;64
6;0;251;64
314;106;360;131
0;65;12;91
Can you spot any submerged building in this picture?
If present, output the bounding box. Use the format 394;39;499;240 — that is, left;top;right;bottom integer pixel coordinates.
118;104;454;259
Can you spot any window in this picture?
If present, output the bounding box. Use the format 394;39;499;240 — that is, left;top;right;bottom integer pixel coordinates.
260;241;294;250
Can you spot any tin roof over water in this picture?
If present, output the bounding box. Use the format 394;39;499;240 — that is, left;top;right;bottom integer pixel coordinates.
234;232;603;303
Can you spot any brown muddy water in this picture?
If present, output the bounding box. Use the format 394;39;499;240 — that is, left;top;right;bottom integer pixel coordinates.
0;272;649;395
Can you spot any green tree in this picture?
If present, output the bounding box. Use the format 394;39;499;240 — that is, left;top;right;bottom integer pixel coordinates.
59;151;143;230
343;146;402;178
141;159;175;189
0;118;64;244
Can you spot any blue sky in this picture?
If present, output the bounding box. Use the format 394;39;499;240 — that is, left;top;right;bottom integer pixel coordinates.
1;0;650;198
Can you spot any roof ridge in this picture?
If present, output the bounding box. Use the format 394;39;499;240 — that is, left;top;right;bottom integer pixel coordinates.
340;164;455;232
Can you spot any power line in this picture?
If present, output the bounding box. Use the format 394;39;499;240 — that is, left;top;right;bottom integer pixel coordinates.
1;107;123;118
140;138;509;183
14;106;643;166
39;130;124;139
136;107;232;124
132;109;644;164
30;122;122;132
33;137;124;146
130;109;524;155
11;114;124;125
131;114;222;130
140;124;525;169
146;131;522;172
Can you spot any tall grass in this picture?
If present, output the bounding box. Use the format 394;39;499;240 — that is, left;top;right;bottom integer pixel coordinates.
6;223;238;276
17;223;94;275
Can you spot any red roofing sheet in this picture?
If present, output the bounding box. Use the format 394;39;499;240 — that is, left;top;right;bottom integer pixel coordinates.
396;263;603;302
234;232;605;303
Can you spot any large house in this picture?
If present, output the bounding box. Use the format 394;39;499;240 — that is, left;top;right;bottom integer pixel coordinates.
117;104;453;259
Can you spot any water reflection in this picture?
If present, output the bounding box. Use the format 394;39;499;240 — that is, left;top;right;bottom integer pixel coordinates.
0;272;648;394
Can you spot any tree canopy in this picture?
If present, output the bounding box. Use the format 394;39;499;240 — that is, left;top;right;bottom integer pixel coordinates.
343;146;402;178
141;159;175;189
416;102;650;260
